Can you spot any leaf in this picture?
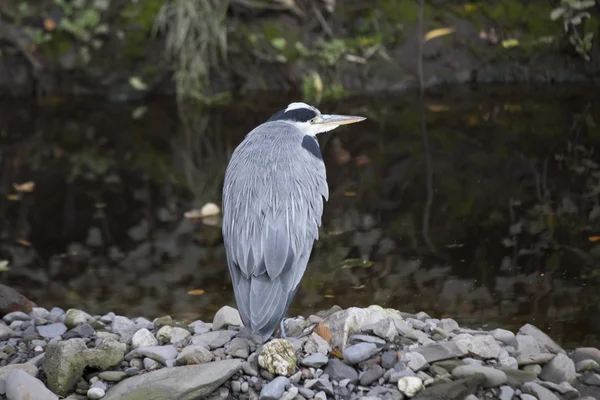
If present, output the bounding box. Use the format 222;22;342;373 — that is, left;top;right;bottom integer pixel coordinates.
17;239;32;246
131;106;147;120
572;0;596;10
330;348;343;358
314;324;332;343
550;7;567;21
13;181;35;192
0;261;9;272
427;104;451;112
501;39;520;48
340;259;373;269
344;191;357;197
129;76;147;91
7;194;20;201
187;289;205;295
589;236;600;242
424;27;455;42
324;294;335;298
271;38;287;50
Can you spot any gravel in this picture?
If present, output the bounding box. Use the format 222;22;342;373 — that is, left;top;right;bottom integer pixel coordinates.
0;298;599;400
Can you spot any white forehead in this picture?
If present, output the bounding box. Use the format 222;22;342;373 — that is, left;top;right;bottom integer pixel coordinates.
285;102;320;114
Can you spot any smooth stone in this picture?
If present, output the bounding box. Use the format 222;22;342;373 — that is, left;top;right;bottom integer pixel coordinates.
0;363;38;380
381;350;398;369
583;373;600;385
6;369;58;400
3;312;30;323
518;324;565;354
323;358;358;384
491;328;516;346
153;316;173;331
522;382;560;400
497;367;538;386
304;332;331;355
413;342;468;363
571;347;600;364
259;376;288;400
397;376;423;397
409;374;485;399
64;309;93;328
523;364;543;375
360;364;384;386
520;395;538;400
191;330;237;350
36;323;67;339
342;342;378;365
465;335;502;359
143;358;158;370
362;319;399;343
45;339;126;396
101;359;243;399
156;326;191;344
97;371;127;382
176;345;214;365
212;306;243;330
452;365;507;388
350;334;386;346
499;385;515;400
87;387;106;400
402;352;429;372
515;334;543;357
301;353;329;368
131;328;158;349
0;324;15;341
438;318;459;332
576;359;599;372
538;381;579;398
539;353;577;383
135;345;179;365
517;353;555;366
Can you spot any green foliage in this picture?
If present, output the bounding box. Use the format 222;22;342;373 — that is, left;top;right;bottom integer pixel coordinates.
550;0;596;61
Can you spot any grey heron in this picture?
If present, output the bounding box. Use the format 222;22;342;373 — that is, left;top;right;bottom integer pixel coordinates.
222;102;366;341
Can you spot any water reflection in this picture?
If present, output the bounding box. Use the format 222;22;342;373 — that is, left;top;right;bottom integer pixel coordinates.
1;87;599;349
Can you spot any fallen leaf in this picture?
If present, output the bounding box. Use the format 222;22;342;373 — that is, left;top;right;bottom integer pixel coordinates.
464;3;479;12
355;155;371;166
427;104;451;112
330;348;343;359
187;289;206;295
314;324;332;343
129;76;148;91
501;38;519;48
0;261;9;272
424;27;455;42
351;285;365;290
340;258;373;269
13;181;35;192
44;18;57;31
589;236;600;242
344;191;357;197
7;194;20;201
324;294;335;298
17;239;32;246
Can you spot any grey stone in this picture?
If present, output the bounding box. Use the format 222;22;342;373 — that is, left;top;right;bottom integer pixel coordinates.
342;342;378;364
0;324;15;341
491;328;516;346
582;373;600;385
304;332;331;355
538;381;579;398
522;382;560;400
156;325;190;344
301;353;329;368
413;342;468;363
102;359;243;400
225;338;250;359
131;328;158;349
30;307;51;320
409;374;485;399
6;369;58;400
305;378;333;395
438;318;459;332
3;312;29;323
499;385;515;400
191;330;237;350
212;306;243;330
539;353;577;383
451;364;508;387
520;395;538;400
135;345;179;365
498;368;538;386
362;319;399;343
515;334;543;358
188;320;212;335
464;335;502;359
110;316;139;343
64;309;93;328
350;334;386;346
402;352;429;372
381;350;398;369
0;364;38;380
64;323;95;339
44;339;126;396
360;364;384;386
97;371;127;382
571;347;600;364
143;358;157;370
518;324;565;354
523;364;543;376
517;353;555;366
36;323;68;339
323;358;358;383
176;345;214;365
314;391;327;400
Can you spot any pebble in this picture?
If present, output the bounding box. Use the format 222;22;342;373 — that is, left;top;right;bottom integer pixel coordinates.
156;325;191;344
212;306;243;330
397;376;423;397
301;353;329;368
452;364;508;387
342;342;378;364
539;353;576;383
260;376;289;399
87;387;106;399
131;328;158;349
323;358;358;383
36;322;67;339
176;345;214;365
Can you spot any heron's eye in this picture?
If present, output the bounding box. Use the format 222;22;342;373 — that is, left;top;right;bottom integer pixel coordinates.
310;117;320;124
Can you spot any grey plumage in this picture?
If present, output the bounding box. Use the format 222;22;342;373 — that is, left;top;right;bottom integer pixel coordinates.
222;102;365;340
222;121;328;339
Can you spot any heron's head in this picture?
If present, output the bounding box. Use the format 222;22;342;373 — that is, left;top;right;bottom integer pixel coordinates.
267;102;366;136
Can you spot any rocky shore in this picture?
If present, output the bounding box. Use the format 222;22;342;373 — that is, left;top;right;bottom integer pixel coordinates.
2;303;600;400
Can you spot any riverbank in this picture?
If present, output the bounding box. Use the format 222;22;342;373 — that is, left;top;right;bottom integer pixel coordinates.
2;297;600;400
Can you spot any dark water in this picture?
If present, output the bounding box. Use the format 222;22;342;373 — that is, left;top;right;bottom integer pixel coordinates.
2;87;600;349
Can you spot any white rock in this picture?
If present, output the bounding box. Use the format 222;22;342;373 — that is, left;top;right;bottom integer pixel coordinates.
87;387;106;399
156;326;191;344
131;328;158;349
397;376;423;397
212;306;243;331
